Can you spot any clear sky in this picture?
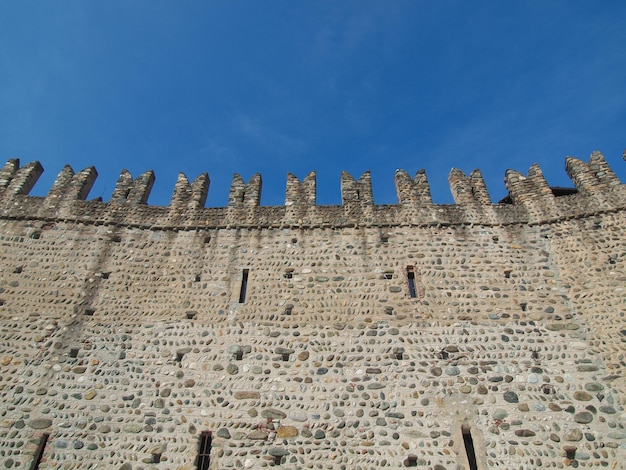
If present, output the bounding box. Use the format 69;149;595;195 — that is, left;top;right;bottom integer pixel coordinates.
1;1;625;207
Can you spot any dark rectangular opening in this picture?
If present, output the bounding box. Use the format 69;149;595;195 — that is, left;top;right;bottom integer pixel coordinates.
151;452;162;463
197;431;212;470
84;308;95;316
29;433;50;470
462;427;478;470
69;348;79;358
407;267;417;298
238;269;249;303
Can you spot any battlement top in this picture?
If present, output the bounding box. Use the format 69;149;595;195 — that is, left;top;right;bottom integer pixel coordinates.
1;151;625;229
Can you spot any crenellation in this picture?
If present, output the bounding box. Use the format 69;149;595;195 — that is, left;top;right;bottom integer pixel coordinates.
111;169;155;205
43;165;98;219
1;153;626;230
448;168;492;206
169;172;210;214
228;173;262;210
341;170;374;205
0;159;44;200
566;151;621;196
285;171;316;207
394;168;432;206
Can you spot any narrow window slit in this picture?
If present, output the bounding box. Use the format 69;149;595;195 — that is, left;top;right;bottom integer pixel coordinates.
195;274;201;282
197;431;212;470
462;426;478;470
407;267;417;298
238;269;249;303
30;433;50;470
520;302;527;312
234;350;243;361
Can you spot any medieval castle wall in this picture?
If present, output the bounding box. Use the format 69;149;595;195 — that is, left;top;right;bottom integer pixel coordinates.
0;152;625;469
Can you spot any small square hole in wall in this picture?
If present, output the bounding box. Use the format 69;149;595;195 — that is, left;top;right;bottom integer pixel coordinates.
111;235;121;243
283;271;293;279
195;274;201;282
31;232;41;239
383;272;393;280
520;302;527;312
186;311;197;320
204;236;211;244
69;348;79;358
284;305;293;315
101;272;110;279
0;299;5;306
504;270;512;279
31;433;50;470
234;350;243;361
84;308;95;316
13;266;22;274
197;431;212;470
151;452;162;463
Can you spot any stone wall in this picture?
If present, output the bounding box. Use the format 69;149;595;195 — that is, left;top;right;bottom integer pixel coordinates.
0;152;625;469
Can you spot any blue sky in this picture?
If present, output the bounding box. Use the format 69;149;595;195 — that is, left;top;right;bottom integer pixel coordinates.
1;1;625;206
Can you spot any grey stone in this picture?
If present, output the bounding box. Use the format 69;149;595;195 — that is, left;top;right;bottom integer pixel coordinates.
29;418;52;429
503;391;519;403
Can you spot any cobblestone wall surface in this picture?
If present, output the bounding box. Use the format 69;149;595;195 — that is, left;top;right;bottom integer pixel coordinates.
0;153;625;469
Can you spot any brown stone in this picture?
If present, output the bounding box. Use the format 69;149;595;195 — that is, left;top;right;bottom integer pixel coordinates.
234;391;260;400
277;426;298;438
